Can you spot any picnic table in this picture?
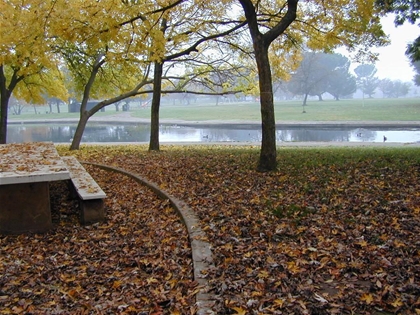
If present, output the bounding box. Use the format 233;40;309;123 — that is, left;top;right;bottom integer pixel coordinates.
0;142;70;234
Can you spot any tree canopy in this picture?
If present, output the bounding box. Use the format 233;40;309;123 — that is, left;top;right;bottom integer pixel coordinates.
287;52;356;104
1;0;389;171
0;0;68;143
376;0;420;25
354;64;380;98
379;78;411;97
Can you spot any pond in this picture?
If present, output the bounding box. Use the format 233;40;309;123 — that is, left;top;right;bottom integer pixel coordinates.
7;122;420;144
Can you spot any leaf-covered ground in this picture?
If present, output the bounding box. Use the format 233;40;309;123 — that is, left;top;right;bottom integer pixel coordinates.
2;145;419;314
0;165;196;314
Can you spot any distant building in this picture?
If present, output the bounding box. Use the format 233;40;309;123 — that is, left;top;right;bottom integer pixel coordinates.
68;101;105;113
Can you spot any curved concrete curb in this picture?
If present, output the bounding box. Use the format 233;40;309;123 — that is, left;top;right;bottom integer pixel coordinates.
81;161;216;314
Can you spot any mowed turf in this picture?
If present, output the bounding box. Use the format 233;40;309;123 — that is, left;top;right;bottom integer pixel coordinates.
135;98;420;121
9;98;420;122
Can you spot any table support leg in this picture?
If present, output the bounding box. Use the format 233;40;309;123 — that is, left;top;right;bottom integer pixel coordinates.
0;182;52;234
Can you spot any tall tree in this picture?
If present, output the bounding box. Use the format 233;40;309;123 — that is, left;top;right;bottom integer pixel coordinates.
237;0;387;171
52;0;163;150
287;52;353;106
379;78;393;97
287;52;326;107
239;0;298;171
326;55;357;100
354;64;380;98
0;0;68;143
146;1;248;151
57;0;247;150
379;78;411;97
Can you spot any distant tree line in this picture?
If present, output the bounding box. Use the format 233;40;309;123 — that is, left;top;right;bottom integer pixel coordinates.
272;52;413;105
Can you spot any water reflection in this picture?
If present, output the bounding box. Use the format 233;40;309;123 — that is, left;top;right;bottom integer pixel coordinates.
7;123;420;143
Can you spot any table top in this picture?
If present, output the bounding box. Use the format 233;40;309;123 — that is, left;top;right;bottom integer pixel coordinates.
0;142;70;185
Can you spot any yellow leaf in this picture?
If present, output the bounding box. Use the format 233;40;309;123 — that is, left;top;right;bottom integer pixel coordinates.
360;293;374;304
273;298;285;307
286;261;301;274
258;270;269;279
391;298;404;308
355;240;368;247
146;277;159;285
112;280;122;289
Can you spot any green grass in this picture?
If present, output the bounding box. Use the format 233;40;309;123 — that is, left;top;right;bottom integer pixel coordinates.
9;110;118;120
149;98;419;121
9;98;420;122
274;98;420;121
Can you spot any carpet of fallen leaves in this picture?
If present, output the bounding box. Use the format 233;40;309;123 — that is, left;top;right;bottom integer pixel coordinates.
61;144;420;315
0;165;196;314
2;144;419;315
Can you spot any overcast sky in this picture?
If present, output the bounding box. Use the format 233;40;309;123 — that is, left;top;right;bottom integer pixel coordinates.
336;15;418;82
370;15;418;82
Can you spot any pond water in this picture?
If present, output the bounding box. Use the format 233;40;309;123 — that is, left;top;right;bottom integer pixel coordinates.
7;122;420;144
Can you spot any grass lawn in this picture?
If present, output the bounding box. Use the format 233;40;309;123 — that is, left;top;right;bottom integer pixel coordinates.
8;98;420;122
132;98;420;121
8;109;118;120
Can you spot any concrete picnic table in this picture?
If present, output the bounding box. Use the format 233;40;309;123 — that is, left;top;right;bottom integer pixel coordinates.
0;142;70;234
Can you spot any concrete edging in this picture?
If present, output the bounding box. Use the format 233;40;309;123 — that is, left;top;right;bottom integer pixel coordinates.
81;161;216;314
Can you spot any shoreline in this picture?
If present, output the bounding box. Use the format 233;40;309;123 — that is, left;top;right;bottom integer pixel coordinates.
53;141;420;147
8;112;420;128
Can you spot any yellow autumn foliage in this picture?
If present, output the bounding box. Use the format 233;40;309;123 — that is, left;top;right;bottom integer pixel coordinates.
1;0;388;104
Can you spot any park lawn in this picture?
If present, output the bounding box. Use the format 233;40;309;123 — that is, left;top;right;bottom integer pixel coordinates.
57;144;419;314
274;98;420;121
8;98;420;122
8;109;118;120
130;98;420;121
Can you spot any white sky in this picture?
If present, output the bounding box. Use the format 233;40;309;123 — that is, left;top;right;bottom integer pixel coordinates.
372;15;419;82
336;15;418;82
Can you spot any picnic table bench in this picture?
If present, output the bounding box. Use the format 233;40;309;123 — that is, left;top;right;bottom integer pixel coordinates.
0;142;70;233
0;142;107;234
61;156;106;225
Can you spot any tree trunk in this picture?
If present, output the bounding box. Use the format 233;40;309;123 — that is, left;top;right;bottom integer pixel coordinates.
0;89;10;144
0;66;17;144
302;93;308;113
303;93;309;106
253;39;277;171
239;0;297;172
149;61;163;151
70;110;89;150
56;101;61;113
69;54;106;150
